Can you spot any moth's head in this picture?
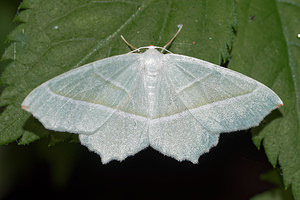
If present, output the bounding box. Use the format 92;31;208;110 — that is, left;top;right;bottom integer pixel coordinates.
129;45;172;54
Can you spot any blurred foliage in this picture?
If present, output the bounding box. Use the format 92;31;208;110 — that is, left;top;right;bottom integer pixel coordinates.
250;169;294;200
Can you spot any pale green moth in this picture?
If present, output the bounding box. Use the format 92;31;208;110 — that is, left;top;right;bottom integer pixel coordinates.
22;25;283;164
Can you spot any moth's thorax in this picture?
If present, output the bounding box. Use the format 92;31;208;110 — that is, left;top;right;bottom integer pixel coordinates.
142;48;164;75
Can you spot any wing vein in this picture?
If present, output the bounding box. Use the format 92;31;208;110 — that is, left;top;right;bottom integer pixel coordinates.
92;62;147;134
44;81;82;118
162;69;215;134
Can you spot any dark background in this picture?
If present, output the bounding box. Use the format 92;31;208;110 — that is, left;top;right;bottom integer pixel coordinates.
0;1;275;199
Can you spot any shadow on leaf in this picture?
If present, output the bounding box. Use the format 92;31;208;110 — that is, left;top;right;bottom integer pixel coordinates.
22;115;79;146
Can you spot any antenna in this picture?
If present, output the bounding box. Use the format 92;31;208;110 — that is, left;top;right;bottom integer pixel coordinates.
120;24;183;53
120;35;140;52
161;24;183;53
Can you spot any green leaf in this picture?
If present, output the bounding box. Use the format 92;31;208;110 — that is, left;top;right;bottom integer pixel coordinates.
0;0;236;143
1;0;299;199
230;0;300;199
